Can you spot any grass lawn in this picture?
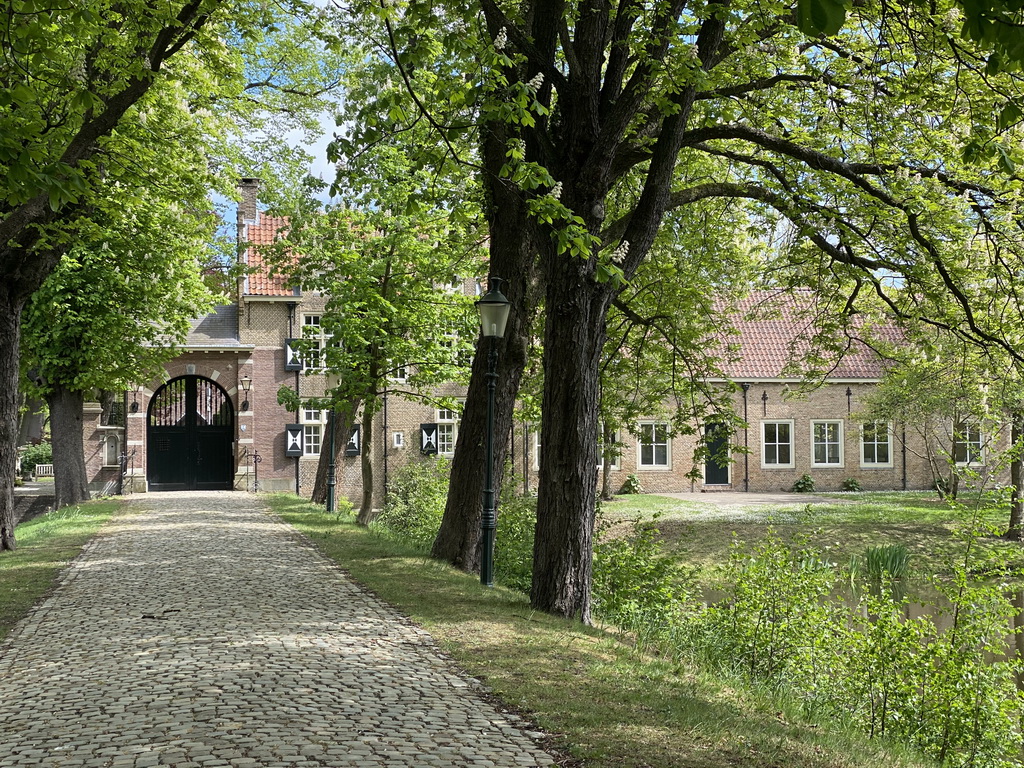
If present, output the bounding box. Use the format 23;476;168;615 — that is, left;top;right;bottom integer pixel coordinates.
600;491;1024;581
269;493;935;768
0;499;121;642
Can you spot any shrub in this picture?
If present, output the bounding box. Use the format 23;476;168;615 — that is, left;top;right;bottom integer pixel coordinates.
691;532;839;685
593;512;691;644
494;490;536;592
19;442;52;475
374;457;451;549
620;473;644;494
841;477;862;492
791;473;815;493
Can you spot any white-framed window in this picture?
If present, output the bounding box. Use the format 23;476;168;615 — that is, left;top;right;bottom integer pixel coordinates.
811;420;844;467
301;407;326;456
761;420;794;468
638;422;670;468
437;404;461;456
393;431;404;449
301;314;327;370
860;421;892;467
102;434;120;467
392;365;408;383
953;421;983;465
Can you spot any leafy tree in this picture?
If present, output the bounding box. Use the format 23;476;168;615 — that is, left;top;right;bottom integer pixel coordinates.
798;0;1024;74
327;0;1024;621
864;326;1024;539
21;187;217;508
0;0;345;549
276;143;483;522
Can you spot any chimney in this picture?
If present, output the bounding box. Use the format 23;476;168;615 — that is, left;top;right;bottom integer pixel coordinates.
236;178;261;308
237;177;261;223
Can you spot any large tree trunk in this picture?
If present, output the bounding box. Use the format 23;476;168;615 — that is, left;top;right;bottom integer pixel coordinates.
310;397;361;504
0;289;24;550
430;133;539;571
530;254;612;623
1007;411;1023;541
356;404;377;525
47;384;90;508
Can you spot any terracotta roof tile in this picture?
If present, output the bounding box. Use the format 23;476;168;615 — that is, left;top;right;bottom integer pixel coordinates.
714;290;896;380
244;214;298;297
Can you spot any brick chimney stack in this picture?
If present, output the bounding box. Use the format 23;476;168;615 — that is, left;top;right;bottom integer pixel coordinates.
237;178;261;224
236;178;261;307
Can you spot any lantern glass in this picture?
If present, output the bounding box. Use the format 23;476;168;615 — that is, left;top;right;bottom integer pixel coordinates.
476;281;511;338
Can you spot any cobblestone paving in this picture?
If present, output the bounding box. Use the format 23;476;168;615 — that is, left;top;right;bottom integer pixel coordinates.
0;492;558;768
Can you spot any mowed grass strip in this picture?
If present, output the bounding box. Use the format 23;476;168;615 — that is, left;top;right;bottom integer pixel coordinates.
270;494;932;768
0;499;121;641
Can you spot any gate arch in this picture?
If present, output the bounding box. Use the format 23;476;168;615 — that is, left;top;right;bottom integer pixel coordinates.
147;375;235;491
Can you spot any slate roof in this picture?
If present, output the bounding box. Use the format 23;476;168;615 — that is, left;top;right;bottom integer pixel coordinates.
715;290;895;381
185;305;247;348
244;214;298;297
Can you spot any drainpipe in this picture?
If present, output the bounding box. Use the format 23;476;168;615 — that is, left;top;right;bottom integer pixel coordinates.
382;387;389;505
741;383;750;492
119;388;128;496
901;423;908;490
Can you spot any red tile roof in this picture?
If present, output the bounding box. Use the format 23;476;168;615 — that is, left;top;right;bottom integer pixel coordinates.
244;214;297;296
715;290;896;380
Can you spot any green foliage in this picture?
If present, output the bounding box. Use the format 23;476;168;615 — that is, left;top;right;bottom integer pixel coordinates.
693;533;840;684
851;544;911;582
18;443;52;475
842;478;863;492
679;532;1023;767
792;474;816;493
620;474;644;495
494;489;536;593
373;457;452;550
592;513;691;640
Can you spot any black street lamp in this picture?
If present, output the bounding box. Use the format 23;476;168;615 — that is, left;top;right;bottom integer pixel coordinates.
325;374;338;514
239;375;252;412
476;277;511;587
326;408;337;514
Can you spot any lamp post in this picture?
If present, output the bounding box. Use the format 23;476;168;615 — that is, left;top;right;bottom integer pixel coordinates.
130;383;143;413
325;373;338;514
476;277;511;587
326;408;337;514
239;375;252;412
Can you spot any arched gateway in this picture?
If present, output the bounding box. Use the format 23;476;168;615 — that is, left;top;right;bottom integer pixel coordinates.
147;376;235;491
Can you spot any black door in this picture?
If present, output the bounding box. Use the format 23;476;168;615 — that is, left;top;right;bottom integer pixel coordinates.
148;376;234;491
704;422;730;485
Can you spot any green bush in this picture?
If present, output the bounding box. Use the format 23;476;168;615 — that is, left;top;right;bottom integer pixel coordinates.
374;456;451;549
19;442;52;475
495;490;536;592
593;512;691;644
842;477;862;492
791;473;815;492
620;473;644;494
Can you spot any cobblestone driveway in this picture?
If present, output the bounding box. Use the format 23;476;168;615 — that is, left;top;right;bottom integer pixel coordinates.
0;493;558;768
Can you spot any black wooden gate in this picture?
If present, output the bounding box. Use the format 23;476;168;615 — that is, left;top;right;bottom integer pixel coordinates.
704;422;731;485
147;376;235;491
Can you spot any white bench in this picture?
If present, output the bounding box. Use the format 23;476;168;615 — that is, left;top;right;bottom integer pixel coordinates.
34;464;54;477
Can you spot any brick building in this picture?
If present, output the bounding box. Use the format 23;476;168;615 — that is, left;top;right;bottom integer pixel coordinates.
82;187;995;500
